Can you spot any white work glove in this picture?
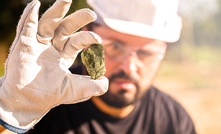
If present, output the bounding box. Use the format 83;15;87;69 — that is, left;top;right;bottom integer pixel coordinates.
0;0;108;133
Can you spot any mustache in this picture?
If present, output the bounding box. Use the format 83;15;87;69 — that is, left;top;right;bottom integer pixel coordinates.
108;71;138;85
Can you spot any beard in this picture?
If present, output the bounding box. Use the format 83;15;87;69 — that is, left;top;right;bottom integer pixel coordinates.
100;71;141;108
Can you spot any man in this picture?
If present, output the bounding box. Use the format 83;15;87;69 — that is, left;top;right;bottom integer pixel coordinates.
27;0;196;133
0;0;196;133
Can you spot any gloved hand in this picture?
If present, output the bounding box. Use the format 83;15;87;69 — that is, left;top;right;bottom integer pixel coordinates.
0;0;108;133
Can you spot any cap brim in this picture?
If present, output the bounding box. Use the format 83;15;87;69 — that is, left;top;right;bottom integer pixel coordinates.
101;16;182;43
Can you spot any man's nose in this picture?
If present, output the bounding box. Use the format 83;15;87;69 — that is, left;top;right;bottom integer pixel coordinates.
119;53;139;75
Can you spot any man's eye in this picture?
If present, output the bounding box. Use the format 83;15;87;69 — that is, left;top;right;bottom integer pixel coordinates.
104;41;123;58
112;42;122;50
137;50;154;60
137;50;153;56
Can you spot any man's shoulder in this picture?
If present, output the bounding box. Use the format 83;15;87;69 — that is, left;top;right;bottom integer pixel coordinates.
143;86;196;134
147;86;181;106
144;86;189;117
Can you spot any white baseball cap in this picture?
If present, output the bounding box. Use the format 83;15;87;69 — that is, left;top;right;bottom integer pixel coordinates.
87;0;182;43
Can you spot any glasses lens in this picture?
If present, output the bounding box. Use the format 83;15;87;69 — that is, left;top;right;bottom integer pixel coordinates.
103;40;162;64
136;49;159;64
104;41;125;60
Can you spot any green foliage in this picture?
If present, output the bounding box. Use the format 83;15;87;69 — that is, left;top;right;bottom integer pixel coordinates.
157;43;221;90
0;64;4;77
0;0;25;45
68;0;90;14
0;0;88;46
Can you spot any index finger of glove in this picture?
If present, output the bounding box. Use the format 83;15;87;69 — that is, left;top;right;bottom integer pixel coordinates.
60;31;102;59
52;9;97;51
37;0;72;45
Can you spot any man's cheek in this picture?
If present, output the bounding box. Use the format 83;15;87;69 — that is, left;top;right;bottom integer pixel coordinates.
104;56;119;78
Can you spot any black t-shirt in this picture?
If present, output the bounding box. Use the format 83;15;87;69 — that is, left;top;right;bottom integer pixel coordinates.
26;64;196;134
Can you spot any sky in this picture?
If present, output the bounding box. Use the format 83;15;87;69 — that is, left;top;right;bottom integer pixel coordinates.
178;0;219;22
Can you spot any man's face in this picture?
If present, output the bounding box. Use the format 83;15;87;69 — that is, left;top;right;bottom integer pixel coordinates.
92;25;167;108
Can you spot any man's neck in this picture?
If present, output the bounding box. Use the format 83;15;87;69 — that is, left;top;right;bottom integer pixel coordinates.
91;96;135;118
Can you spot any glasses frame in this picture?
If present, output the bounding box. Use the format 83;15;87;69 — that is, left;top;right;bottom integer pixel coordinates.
102;39;166;66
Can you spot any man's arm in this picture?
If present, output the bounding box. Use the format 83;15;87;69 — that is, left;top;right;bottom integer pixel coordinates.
0;0;108;133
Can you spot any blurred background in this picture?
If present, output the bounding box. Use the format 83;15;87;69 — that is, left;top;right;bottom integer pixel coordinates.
0;0;220;133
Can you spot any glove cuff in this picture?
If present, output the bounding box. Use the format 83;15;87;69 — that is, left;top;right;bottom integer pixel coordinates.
0;118;31;133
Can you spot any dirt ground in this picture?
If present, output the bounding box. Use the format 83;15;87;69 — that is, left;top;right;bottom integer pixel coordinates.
153;62;221;134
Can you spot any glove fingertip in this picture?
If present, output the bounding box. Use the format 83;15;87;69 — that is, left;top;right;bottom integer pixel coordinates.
93;76;109;96
83;8;97;21
87;31;102;44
